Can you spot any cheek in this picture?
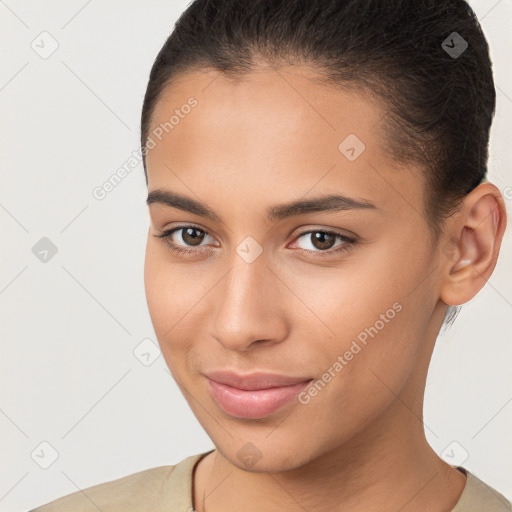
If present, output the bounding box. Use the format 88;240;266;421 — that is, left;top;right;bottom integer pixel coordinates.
143;241;198;357
293;297;422;444
313;286;411;392
144;241;172;336
304;250;434;412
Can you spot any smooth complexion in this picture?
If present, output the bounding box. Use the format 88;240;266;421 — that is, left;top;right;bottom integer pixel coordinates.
143;65;506;512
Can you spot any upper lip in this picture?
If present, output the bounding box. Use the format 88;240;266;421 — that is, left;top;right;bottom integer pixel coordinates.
205;370;313;391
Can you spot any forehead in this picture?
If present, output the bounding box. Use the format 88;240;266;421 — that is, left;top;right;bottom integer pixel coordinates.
145;66;423;218
148;65;384;151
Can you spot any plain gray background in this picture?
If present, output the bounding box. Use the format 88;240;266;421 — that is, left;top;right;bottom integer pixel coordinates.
1;1;511;511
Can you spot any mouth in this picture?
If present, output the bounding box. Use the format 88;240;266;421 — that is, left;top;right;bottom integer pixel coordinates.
204;370;314;419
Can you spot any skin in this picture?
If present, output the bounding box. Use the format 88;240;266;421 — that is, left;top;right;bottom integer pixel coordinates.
143;65;507;512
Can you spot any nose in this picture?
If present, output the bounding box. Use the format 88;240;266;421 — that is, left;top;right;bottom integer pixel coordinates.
211;250;289;352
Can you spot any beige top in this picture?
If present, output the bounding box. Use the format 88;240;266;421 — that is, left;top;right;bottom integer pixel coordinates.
30;449;512;511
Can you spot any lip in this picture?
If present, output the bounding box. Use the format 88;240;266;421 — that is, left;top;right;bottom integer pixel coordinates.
205;371;313;419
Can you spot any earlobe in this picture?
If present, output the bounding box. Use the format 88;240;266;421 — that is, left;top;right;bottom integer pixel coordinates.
440;183;507;306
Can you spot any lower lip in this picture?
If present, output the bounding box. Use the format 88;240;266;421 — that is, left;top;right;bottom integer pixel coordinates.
206;378;312;419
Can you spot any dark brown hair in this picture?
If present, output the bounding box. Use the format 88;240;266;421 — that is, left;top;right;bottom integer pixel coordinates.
141;0;495;234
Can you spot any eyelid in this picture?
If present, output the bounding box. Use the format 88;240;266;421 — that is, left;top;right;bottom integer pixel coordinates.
155;223;357;257
294;228;355;242
291;224;358;240
159;224;216;245
289;229;356;256
158;224;356;243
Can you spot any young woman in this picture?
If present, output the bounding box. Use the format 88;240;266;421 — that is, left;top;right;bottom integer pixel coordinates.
31;0;511;511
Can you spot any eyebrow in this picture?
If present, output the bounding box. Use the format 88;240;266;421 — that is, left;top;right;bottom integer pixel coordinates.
146;188;377;222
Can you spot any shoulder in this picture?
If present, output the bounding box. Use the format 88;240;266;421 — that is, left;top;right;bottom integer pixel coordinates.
452;467;512;512
28;465;176;512
28;450;213;512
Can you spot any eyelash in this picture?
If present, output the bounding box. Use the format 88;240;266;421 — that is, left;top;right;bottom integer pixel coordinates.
154;225;356;258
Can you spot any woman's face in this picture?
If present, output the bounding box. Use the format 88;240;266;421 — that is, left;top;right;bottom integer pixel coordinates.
144;66;447;471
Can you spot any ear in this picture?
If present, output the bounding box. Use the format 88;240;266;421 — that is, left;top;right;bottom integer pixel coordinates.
440;182;507;306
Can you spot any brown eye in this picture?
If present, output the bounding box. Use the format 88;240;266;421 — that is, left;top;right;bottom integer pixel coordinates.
293;229;355;256
309;231;337;250
154;225;214;254
181;227;206;246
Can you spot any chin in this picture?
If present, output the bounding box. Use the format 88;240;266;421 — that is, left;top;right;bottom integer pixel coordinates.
211;434;319;474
